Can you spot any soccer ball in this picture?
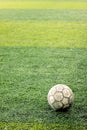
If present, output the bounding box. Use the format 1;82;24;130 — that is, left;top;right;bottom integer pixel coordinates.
47;84;74;110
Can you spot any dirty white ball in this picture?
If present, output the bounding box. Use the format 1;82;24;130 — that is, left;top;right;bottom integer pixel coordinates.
47;84;74;110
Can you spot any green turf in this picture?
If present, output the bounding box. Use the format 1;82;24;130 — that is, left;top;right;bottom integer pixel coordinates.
0;2;87;9
0;9;87;22
0;47;87;125
0;0;87;129
0;123;87;130
0;21;87;48
0;0;87;2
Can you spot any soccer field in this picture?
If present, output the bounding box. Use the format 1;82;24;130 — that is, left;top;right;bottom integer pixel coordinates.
0;0;87;130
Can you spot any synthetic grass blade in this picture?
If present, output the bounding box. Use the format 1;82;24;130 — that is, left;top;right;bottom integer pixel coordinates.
0;2;87;9
0;21;87;48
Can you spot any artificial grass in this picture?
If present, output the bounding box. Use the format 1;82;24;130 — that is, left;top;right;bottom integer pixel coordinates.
0;123;87;130
0;9;87;22
0;2;87;9
0;0;87;2
0;0;87;129
0;21;87;48
0;47;87;126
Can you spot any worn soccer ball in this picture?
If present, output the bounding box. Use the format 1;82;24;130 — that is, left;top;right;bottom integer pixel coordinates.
47;84;74;110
